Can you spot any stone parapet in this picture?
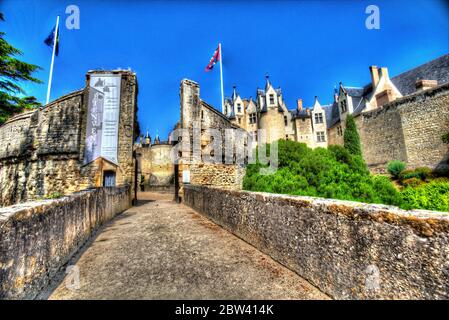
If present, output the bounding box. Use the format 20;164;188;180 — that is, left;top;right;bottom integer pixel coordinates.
184;185;449;299
0;185;131;299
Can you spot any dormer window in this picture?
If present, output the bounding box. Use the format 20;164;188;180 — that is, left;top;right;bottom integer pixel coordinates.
237;103;242;113
269;94;275;105
314;113;323;124
341;99;347;113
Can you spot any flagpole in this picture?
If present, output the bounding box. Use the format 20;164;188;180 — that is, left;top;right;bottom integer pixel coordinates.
218;43;224;114
46;15;59;105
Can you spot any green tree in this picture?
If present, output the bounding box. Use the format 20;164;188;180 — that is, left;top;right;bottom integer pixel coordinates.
0;13;42;125
343;114;362;156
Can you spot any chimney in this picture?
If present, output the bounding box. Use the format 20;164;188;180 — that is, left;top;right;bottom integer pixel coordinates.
369;66;379;88
415;79;438;92
375;89;394;107
379;67;389;80
296;98;303;111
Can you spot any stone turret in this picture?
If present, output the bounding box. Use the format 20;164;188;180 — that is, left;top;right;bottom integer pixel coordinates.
257;75;286;144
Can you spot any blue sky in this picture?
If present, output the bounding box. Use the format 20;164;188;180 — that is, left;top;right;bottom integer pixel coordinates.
1;0;448;139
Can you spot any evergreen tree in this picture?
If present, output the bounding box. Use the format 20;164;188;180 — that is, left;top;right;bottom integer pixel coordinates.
0;12;42;125
343;114;362;156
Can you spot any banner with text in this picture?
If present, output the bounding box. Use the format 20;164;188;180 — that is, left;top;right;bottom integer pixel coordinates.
84;74;122;165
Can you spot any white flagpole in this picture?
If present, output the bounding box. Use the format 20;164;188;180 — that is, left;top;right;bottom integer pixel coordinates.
46;15;60;105
218;43;225;114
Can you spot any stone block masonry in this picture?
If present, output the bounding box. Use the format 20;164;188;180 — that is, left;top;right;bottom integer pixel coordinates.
178;79;246;195
0;185;131;299
184;185;449;299
0;70;138;206
357;83;449;172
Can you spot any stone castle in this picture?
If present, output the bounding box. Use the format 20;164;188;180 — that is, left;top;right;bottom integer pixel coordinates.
224;76;328;148
134;131;174;191
223;54;449;171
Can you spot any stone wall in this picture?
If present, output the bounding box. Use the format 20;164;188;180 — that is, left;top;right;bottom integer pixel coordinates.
184;185;449;300
189;163;245;189
0;70;138;206
0;186;131;299
353;84;449;172
178;79;245;195
136;143;174;188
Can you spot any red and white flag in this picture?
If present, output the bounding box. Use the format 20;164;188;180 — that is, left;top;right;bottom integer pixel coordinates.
205;45;220;72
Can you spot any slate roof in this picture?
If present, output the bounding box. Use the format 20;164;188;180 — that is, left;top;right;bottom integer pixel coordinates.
290;108;311;119
322;102;340;129
391;54;449;96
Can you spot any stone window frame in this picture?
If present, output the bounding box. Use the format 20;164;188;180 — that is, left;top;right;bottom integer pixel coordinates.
249;113;257;124
269;94;275;105
337;125;343;136
316;131;326;142
237;103;242;113
314;113;323;124
341;99;347;113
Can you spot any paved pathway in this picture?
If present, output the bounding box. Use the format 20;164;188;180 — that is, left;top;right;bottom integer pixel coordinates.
46;192;328;300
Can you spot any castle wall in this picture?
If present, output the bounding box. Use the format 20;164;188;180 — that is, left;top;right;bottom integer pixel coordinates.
294;117;314;147
0;71;138;207
178;79;245;195
327;123;344;146
184;185;449;299
137;144;174;187
358;83;449;172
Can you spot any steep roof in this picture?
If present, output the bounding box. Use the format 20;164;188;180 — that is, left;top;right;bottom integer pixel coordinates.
391;54;449;96
322;101;340;128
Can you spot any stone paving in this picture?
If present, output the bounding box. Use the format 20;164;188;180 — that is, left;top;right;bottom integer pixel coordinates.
46;192;329;300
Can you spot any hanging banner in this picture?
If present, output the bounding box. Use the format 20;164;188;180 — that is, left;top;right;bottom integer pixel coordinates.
84;74;121;164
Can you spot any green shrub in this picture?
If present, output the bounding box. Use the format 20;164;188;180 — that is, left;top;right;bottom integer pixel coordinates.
343;115;362;157
244;140;399;205
402;177;424;188
372;175;403;206
401;181;449;212
387;160;406;179
399;167;432;183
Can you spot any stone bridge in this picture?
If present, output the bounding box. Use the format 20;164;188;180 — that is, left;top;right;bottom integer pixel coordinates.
1;186;448;300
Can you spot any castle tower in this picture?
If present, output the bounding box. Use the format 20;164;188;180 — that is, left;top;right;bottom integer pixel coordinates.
144;131;151;147
257;75;286;144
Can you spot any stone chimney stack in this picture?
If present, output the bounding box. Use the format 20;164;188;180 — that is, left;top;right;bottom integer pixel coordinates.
370;66;379;88
379;67;390;80
415;79;438;92
296;98;303;111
